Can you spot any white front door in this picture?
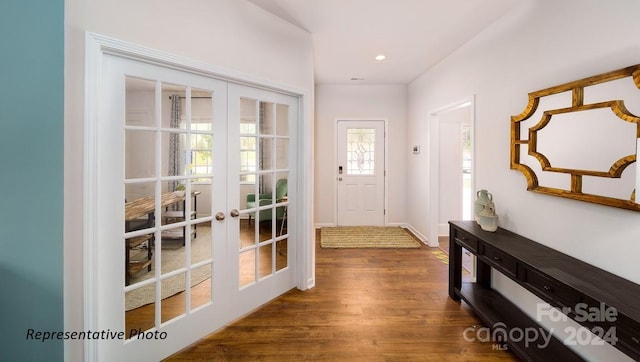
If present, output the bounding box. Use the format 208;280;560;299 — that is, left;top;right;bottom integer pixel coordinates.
336;120;385;226
90;53;298;361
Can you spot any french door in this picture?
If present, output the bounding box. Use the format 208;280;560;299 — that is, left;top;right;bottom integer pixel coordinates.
91;53;297;361
336;120;385;226
227;84;297;317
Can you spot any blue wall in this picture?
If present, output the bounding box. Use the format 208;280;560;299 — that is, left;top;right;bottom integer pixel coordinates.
0;0;64;360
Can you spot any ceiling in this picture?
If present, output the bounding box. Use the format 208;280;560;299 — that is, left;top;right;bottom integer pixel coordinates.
248;0;520;84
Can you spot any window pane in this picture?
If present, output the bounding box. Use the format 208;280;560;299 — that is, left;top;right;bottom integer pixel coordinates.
190;89;212;132
161;273;186;323
276;103;289;137
276;138;289;170
161;131;188;177
239;249;256;288
260;102;275;135
240;135;257;183
163;83;186;130
125;130;156;179
125;286;155;339
240;98;257;134
125;182;156;232
276;238;288;271
258;243;273;279
259;137;274;171
192;178;211;220
346;128;375;175
190;264;211;310
240;136;256;150
126;77;156;127
240;123;256;134
240;173;256;184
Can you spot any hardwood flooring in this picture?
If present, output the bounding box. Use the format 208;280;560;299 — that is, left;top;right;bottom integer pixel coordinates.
164;230;517;361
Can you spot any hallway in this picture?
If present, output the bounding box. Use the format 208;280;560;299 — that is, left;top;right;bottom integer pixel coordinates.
166;231;516;361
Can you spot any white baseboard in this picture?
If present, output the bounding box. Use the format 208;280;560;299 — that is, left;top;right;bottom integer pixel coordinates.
314;223;336;229
401;223;432;246
388;223;432;246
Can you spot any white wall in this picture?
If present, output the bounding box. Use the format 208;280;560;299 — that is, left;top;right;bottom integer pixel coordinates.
408;0;640;360
315;84;408;227
64;0;313;359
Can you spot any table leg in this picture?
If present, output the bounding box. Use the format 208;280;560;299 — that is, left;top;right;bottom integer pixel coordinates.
448;228;462;300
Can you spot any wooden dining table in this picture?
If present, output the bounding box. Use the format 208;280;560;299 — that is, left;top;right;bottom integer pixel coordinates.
125;191;188;222
124;191;198;284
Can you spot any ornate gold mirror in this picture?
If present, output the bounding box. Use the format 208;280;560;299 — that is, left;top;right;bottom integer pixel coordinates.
511;64;640;211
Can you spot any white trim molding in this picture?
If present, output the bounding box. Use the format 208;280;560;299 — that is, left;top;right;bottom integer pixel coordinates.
427;95;475;248
390;223;429;245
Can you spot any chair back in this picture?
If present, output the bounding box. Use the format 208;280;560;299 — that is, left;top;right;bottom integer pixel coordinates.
275;179;288;200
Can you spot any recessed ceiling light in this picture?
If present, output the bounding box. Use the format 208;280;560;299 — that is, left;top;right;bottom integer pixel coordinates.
375;54;386;61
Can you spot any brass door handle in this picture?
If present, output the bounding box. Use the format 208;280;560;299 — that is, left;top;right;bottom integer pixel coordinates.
230;209;240;218
215;212;225;221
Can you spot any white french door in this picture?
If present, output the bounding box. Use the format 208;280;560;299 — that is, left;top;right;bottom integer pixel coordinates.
336;120;385;226
227;84;297;317
90;53;297;361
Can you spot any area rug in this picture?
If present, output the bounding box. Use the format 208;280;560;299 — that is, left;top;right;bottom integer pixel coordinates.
320;226;421;248
432;249;469;275
431;250;449;265
126;226;212;311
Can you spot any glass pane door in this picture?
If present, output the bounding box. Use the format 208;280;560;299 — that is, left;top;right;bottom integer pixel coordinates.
228;84;297;316
95;54;229;361
123;78;219;334
94;53;298;361
237;99;290;287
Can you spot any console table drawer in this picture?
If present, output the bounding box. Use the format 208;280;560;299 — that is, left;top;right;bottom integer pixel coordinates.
522;268;580;307
453;228;478;252
481;243;517;277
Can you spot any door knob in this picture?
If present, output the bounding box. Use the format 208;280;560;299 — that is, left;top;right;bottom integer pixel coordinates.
338;177;343;181
230;209;240;218
215;212;225;221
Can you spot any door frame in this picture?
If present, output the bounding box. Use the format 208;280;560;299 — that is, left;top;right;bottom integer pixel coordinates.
81;32;315;361
427;96;475;247
333;119;388;226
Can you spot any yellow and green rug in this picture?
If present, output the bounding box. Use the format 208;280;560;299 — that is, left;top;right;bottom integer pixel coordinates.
320;226;422;248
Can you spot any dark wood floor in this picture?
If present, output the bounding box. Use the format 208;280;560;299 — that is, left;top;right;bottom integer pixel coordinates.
164;230;516;361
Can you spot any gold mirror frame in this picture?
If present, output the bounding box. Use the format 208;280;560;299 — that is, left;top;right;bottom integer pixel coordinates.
511;64;640;211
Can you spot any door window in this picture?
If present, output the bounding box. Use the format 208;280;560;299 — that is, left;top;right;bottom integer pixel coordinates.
346;128;376;175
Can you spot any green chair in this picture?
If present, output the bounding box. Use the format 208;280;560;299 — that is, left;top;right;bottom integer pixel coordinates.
246;179;287;226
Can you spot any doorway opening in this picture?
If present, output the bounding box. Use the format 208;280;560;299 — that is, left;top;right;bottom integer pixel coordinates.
428;96;475;246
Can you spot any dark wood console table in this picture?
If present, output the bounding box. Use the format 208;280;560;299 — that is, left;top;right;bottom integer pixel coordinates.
449;220;640;361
